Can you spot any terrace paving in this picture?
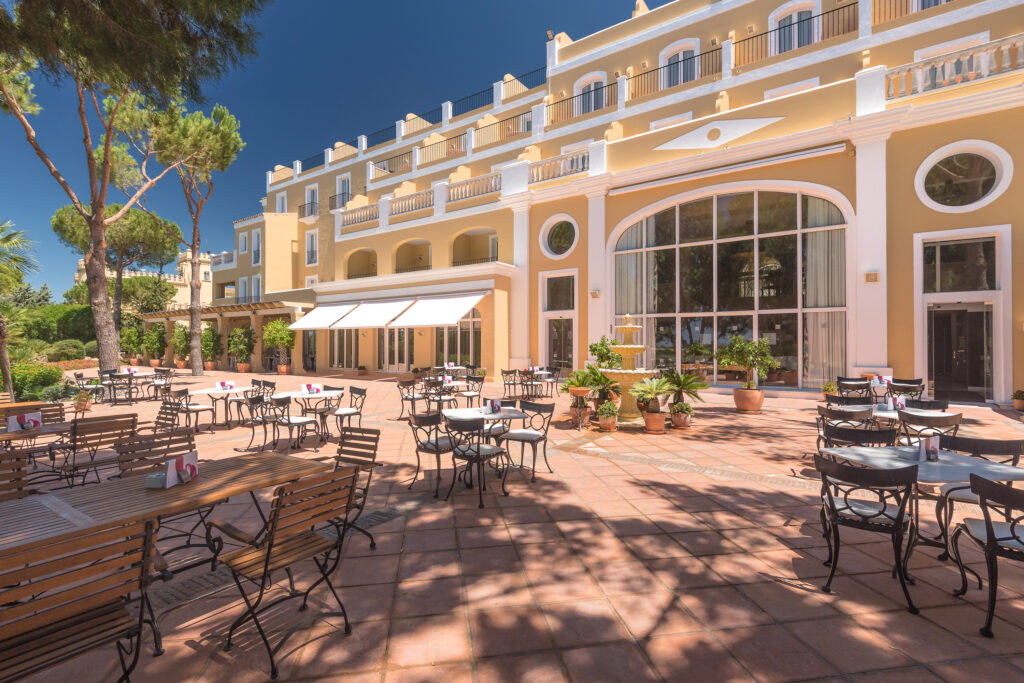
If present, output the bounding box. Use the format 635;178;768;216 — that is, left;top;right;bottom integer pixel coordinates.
28;369;1024;682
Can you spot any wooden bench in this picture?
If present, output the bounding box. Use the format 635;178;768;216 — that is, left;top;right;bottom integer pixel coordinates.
0;519;159;681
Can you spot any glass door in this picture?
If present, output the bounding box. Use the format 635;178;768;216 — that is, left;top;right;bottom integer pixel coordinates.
383;327;414;372
547;319;573;371
302;330;316;371
927;303;992;402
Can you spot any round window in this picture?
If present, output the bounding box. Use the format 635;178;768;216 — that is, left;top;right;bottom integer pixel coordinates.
546;221;576;255
923;153;997;207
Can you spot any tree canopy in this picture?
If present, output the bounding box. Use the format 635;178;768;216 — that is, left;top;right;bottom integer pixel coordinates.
51;204;181;271
64;275;176;314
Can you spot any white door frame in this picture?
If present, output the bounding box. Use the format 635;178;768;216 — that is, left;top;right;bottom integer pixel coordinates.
538;268;579;369
912;224;1012;401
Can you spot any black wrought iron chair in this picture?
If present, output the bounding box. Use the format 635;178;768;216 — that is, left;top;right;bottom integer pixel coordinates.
302;385;344;439
500;369;518;399
904;398;949;411
519;370;544;400
226;381;259;426
496;399;554;482
543;366;561;398
836;376;872;400
444;417;508;509
815;405;876;450
825;394;874;407
235;395;272;452
145;368;174;401
423;380;457;414
270;396;318;454
397;379;424;419
167;388;214;434
408;412;453;497
887;378;924;402
814;454;919;614
109;372;139;406
950;474;1024;638
334;386;366;430
819;423;898;450
459;375;484;408
73;371;105;403
897;408;961;445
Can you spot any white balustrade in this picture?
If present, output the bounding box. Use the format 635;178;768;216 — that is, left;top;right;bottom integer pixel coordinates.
390;188;435;216
447;172;502;202
528;150;590;183
885;33;1024;100
340;204;380;227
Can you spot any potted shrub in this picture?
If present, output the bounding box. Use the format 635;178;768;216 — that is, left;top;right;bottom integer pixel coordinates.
716;335;779;414
585;364;620;416
560;369;593;425
357;365;367;376
262;319;296;375
120;326;142;365
200;324;223;371
142;326;167;368
171;323;191;369
630;377;673;434
588;336;623;369
1013;389;1024;412
228;326;256;373
822;381;838;401
597;400;618;432
671;401;694;429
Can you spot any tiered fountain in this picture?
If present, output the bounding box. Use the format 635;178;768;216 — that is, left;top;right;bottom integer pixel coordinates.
600;315;661;423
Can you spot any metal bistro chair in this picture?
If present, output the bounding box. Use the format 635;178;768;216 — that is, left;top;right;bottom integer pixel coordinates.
950;474;1024;638
408;412;453;497
146;368;174;401
109;372;140;406
459;375;484;408
334;386;366;430
825;394;875;407
497;399;554;482
897;408;961;445
423;380;457;414
836;376;872;400
73;372;105;403
444;417;509;509
397;379;425;419
226;380;259;426
905;398;949;411
270;396;318;454
500;369;519;399
819;423;898;450
98;368;117;402
520;370;544;400
543;366;561;398
167;388;214;434
814;454;920;614
887;378;924;402
815;405;876;451
207;467;359;681
302;386;345;440
235;395;272;452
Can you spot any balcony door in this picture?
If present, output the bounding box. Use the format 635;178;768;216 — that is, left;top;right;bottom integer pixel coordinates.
777;10;813;54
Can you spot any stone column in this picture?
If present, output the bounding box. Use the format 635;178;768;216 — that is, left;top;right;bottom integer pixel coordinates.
851;132;889;374
586;189;608;360
509;203;531;368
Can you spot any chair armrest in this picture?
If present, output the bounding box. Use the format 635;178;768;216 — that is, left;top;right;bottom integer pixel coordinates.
205;517;257;545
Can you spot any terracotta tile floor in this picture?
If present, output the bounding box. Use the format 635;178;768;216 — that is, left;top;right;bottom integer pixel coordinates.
29;369;1024;682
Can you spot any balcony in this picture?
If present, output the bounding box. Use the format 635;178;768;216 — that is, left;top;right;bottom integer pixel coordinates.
365;124;396;150
214;293;262;306
546;82;618;126
627;50;722;100
390;189;434;217
452;255;498;267
339;204;379;228
529;149;589;183
394;264;431;274
475;111;531;148
347;270;377;280
298;201;319;223
501;66;546;100
306;249;317;266
447;172;501;203
210;250;236;271
369;151;413;181
733;3;858;70
403;106;443;136
885;32;1024;100
300;151;324;174
418;132;468;166
329;192;351;211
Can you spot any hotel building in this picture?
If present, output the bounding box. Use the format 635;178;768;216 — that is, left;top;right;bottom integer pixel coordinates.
147;0;1024;402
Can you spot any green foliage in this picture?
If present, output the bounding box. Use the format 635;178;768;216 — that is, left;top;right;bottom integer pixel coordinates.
588;336;622;369
716;336;779;390
84;340;98;358
822;381;838;394
671;401;694;415
142;326;167;358
596;400;618;418
45;339;85;362
262;319;295;353
0;283;51;308
0;220;38;292
171;323;191;359
120;326;142;356
1013;389;1024;400
51;204;181;273
20;304;94;344
62;282;88;305
583;364;620;402
662;369;708;405
629;377;674;413
559;369;591;392
227;325;255;363
11;362;62;400
40;381;77;403
681;341;713;361
200;324;223;361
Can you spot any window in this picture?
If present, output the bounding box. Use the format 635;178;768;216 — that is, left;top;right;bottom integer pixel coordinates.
545;276;575;311
576;77;606;115
251;275;262;302
542;218;577;258
275;192;287;213
335;174;351;209
776;8;814;54
251;229;262;266
238;232;248;254
237;277;248;303
332;329;359;368
434;308;481;368
305;275;318;288
666;49;695;87
923;237;996;293
923;154;996;207
614;190;847;389
303;185;319;218
305;229;318;266
203;270;211;282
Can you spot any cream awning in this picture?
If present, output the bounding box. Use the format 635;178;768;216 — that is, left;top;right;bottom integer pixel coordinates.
388;292;487;328
329;299;415;329
289;304;358;330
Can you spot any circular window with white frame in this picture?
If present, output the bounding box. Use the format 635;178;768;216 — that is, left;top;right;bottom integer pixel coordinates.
541;216;579;259
915;140;1012;213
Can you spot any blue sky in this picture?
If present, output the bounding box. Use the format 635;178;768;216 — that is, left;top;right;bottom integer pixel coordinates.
1;0;667;296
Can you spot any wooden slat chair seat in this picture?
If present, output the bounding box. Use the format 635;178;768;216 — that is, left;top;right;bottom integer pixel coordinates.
0;519;160;682
208;467;359;681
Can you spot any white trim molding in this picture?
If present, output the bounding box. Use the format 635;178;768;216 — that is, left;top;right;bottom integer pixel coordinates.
764;77;819;100
539;213;580;260
914;139;1013;214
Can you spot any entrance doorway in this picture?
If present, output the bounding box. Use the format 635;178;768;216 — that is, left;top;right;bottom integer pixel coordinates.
927;303;992;402
547;318;573;370
302;330;316;372
381;327;414;373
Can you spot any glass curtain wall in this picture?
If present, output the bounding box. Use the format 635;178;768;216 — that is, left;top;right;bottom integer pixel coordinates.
434;308;482;367
614;191;847;389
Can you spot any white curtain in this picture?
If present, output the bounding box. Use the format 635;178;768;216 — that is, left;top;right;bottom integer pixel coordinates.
803;311;846;387
615;253;643;315
804;229;845;308
803;196;844;228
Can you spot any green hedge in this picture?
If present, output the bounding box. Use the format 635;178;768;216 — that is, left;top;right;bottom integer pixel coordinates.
84;340;98;357
11;362;64;400
21;304;95;344
45;339;86;362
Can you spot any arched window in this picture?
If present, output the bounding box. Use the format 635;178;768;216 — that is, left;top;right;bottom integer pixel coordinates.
660;39;701;88
574;73;607;115
770;1;819;55
613;190;847;389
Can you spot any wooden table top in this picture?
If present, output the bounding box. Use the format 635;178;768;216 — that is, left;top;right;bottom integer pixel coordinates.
0;453;330;553
0;422;72;443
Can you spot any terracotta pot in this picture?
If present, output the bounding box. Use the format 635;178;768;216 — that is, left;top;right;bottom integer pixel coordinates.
568;387;591;398
643;411;667;434
149;359;162;368
570;405;591;425
203;361;218;371
358;369;367;376
671;412;692;429
236;362;251;373
175;359;188;369
128;358;138;366
733;388;765;414
598;415;617;432
277;364;291;375
1014;399;1024;412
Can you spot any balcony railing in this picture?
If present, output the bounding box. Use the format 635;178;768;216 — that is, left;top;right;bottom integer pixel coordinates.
347;270;377;279
546;82;618;125
300;152;324;173
447;172;501;202
503;66;546;99
733;3;858;68
452;86;493;117
333;138;359;162
340;204;379;227
298;201;319;219
873;0;958;26
370;151;413;180
390;188;434;216
475;111;531;147
452;255;498;267
404;106;443;135
529;150;589;183
886;32;1024;99
329;191;351;211
628;49;723;99
220;294;261;305
395;264;431;274
419;131;468;166
366;124;396;149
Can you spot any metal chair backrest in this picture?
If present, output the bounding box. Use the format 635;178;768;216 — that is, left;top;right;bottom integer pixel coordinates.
888;379;924;398
969;473;1024;559
398;379;419;399
814;454;917;530
897;409;961;443
825;394;871;406
905;398;949;411
115;428;196;478
410;412;450;452
0;450;29;502
837;379;871;397
270;396;294;421
465;375;484;392
817;404;873;425
348;386;367;411
446;417;487;458
259;380;277;398
519;399;555;434
940;435;1024;467
821;423;898;448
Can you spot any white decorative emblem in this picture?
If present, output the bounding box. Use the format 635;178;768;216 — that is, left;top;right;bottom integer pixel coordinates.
654;117;784;151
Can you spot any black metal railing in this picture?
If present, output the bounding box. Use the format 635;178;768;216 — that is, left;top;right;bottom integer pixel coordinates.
370;151;412;179
546;81;618;125
419;131;467;166
298;201;318;219
404;106;443;134
300;152;324;172
503;66;546;98
873;0;953;25
332;138;359;161
329;191;352;210
366;124;397;149
628;49;722;99
734;3;858;68
452;255;498;267
395;264;431;274
475;111;531;147
347;270;377;279
452;86;493;117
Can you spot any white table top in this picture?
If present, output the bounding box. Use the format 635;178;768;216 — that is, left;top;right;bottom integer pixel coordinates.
833;404;957;422
443;407;527;422
273;390;346;400
191;385;255;396
819;446;1024;485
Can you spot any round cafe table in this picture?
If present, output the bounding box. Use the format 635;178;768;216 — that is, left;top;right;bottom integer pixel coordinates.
190;385;257;426
443;406;526;422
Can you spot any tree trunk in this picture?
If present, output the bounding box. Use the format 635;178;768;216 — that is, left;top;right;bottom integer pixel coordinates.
86;215;119;372
113;257;125;334
0;313;13;399
189;235;203;376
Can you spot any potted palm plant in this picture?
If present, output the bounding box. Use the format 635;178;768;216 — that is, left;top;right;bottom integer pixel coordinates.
262;319;295;375
171;323;191;369
585;364;620;417
597;400;618;432
142;326;167;368
357;365;367;376
120;326;142;365
228;326;255;373
561;369;593;425
716;335;779;414
200;324;223;371
663;369;706;428
630;376;673;434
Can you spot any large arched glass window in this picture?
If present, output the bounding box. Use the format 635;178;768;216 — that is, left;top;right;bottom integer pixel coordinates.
613;190;847;389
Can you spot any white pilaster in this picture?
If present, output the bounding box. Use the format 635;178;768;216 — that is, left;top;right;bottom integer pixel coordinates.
859;1;873;38
465;127;476;151
721;39;734;79
855;65;887;115
357;135;367;155
531;103;546;139
365;161;375;185
379;196;391;229
395;120;404;142
617;74;628;110
586;190;608;357
510;205;531;368
493;80;503;105
292;160;301;176
323;148;332;166
432;181;447;217
441;101;452;126
501;161;530;197
587;140;607;176
852;134;889;373
411;146;420;171
265;170;273;192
